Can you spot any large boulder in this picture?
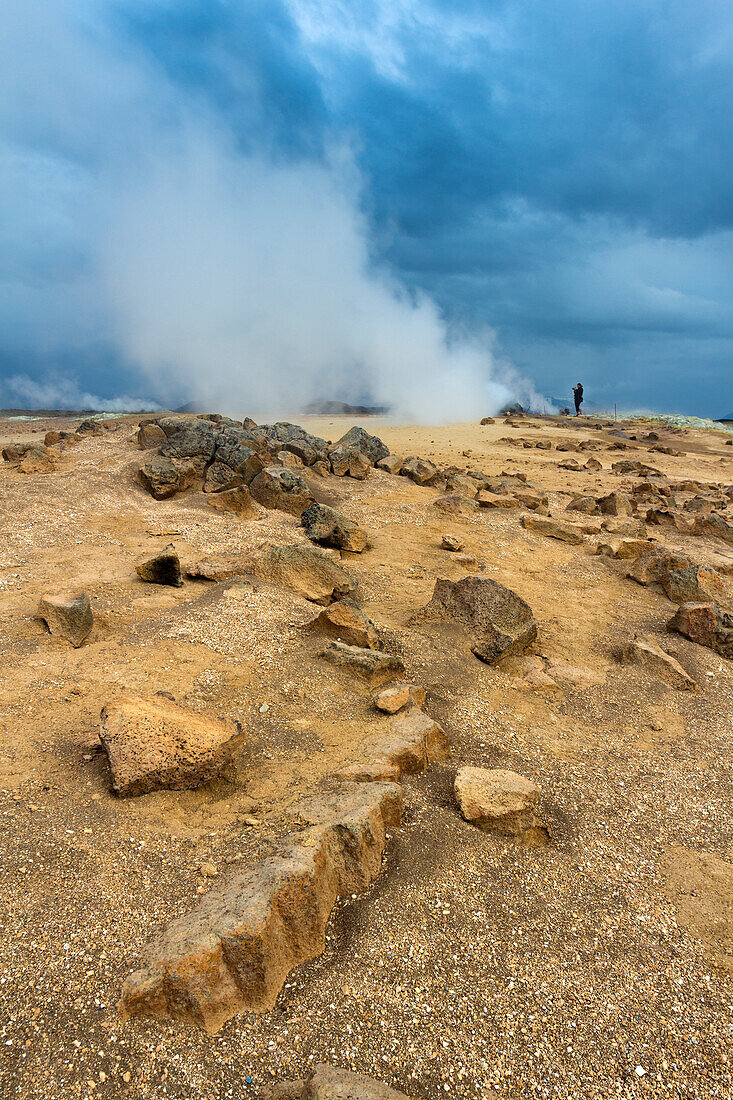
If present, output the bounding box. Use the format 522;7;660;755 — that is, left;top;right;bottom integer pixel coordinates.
138;456;190;500
668;602;733;658
249;545;356;605
256;423;329;466
416;575;537;664
137;423;167;449
119;784;400;1030
159;419;218;474
454;767;541;835
332;426;389;466
301;502;368;553
37;592;93;648
99;694;243;796
249;467;314;516
597;491;633;516
135;544;183;587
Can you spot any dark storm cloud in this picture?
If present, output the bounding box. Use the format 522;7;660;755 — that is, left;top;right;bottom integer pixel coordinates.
1;0;731;415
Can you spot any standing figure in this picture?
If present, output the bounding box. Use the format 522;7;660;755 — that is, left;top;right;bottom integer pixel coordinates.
573;382;583;416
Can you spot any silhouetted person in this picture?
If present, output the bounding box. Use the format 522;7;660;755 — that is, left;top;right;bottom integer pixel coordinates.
573;382;583;416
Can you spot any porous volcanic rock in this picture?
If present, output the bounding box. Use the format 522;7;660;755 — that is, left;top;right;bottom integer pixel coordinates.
441;534;464;552
627;547;692;585
137;423;167;449
668;603;733;658
454;767;541;835
301;502;368;553
37;592;93;648
376;455;403;475
138;455;190;500
521;514;584;545
309;600;380;649
401;456;438;486
135;544;183;587
99;693;243;796
249;467;314;516
693;514;733;544
119;783;400;1031
597;491;633;517
320;642;405;686
416;575;537;664
249;545;356;605
621;634;698;691
332;426;389;466
566;496;601;515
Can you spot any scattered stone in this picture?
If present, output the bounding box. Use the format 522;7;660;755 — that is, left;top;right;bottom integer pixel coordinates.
329;446;371;480
401;456;438;486
513;489;549;513
597;491;633;516
76;417;104;435
100;693;242;796
301;502;368;553
454;767;543;836
376;454;403;475
584;457;602;471
185;556;247;582
250;545;356;605
627;547;692;585
476;490;519;509
137;423;167;449
309;600;380;649
37;592;93;648
373;683;426;714
332;427;389;466
693;514;733;544
558;458;582;471
135;544;183;587
612;460;662;477
668;602;733;658
521;514;584;544
567;496;600;515
480;416;494;425
595;538;651;560
207;486;259;518
365;707;450;777
249;467;314;516
320;642;404;686
416;575;537;664
119;783;401;1030
441;534;464;552
661;565;726;604
621;634;698;691
433;493;478;515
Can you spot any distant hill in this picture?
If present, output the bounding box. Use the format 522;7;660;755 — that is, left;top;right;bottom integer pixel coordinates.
718;414;733;422
302;400;390;415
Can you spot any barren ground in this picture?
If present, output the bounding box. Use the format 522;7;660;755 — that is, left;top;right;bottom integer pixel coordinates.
1;411;733;1099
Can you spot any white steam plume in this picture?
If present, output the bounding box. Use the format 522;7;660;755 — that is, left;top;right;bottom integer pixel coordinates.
100;132;515;421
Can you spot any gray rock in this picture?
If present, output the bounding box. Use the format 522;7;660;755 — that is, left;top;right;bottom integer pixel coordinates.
329;446;370;480
320;641;405;686
416;575;537;664
332;426;389;466
301;502;368;552
137;423;167;449
249;467;314;515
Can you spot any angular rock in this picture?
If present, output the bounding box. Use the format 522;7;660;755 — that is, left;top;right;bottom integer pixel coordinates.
376;454;403;475
513;489;549;513
384;707;450;768
621;635;698;691
207;486;259;518
521;514;584;544
250;545;356;605
416;575;537;664
661;565;726;605
249;467;314;516
320;642;404;686
668;602;733;658
332;427;389;466
373;683;426;714
480;416;494;425
100;693;242;796
557;458;582;471
693;514;733;544
433;493;478;515
601;517;647;536
326;447;368;481
612;460;662;477
37;592;93;648
584;457;602;471
119;783;400;1030
159;420;218;467
595;538;652;560
441;534;464;552
139;455;187;500
567;496;600;515
76;417;104;435
309;600;380;649
301;502;368;553
185;556;247;582
135;544;183;587
401;456;438;486
137;423;167;449
17;446;56;474
627;547;692;585
597;491;632;517
454;767;541;835
476;490;519;509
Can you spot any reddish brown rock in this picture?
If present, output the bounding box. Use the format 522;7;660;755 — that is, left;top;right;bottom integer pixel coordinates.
668;603;733;658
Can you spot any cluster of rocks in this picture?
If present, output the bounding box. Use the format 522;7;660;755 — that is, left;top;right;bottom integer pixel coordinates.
2;416;117;474
136;414;391;510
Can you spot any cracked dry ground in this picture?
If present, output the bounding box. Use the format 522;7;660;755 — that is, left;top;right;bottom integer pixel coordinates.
1;412;733;1100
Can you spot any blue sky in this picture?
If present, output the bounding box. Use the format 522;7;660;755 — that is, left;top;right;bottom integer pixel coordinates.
1;0;732;416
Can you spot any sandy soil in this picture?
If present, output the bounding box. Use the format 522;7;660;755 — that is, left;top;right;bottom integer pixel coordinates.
1;410;733;1099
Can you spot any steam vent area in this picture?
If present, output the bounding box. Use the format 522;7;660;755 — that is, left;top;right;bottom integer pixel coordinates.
2;407;733;1099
